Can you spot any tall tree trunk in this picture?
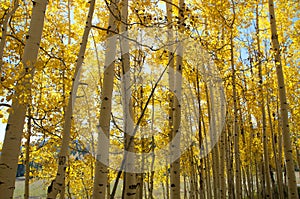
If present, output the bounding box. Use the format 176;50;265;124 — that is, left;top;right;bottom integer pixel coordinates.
206;82;220;199
230;28;242;199
255;2;272;197
267;92;284;199
149;94;156;199
120;0;137;198
248;124;255;199
227;1;242;198
47;0;95;198
24;108;31;199
219;130;226;199
203;115;212;199
260;162;266;198
267;0;298;198
166;1;175;198
276;100;285;197
170;0;184;198
166;0;175;150
255;159;261;199
0;1;47;198
92;0;118;198
226;123;234;199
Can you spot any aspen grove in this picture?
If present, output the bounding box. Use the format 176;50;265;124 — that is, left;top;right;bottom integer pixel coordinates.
0;0;299;198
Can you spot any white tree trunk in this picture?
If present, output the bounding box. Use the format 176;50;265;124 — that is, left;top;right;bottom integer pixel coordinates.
230;28;242;199
166;0;175;198
256;4;272;197
47;0;96;198
268;0;298;198
170;0;184;198
92;0;119;198
119;0;137;198
0;0;47;198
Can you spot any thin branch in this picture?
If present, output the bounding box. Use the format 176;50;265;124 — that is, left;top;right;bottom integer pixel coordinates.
110;46;177;199
0;103;11;108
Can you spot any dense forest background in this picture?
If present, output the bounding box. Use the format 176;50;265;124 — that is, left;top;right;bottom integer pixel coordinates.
0;0;299;198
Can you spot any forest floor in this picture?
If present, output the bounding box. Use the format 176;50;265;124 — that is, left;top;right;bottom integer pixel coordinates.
14;177;46;199
13;172;300;198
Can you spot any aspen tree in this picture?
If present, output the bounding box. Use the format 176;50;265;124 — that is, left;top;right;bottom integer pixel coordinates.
268;0;298;198
228;1;242;197
255;2;272;197
170;0;184;198
267;91;284;199
207;83;220;199
0;0;47;198
219;130;226;199
47;0;96;198
166;0;175;198
193;69;205;199
92;0;119;198
120;0;137;197
149;94;155;199
24;108;31;199
219;28;227;199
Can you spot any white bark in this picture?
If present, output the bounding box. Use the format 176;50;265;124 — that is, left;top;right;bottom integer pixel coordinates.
119;0;137;198
170;0;184;198
47;0;96;198
166;1;174;198
92;0;119;198
256;4;272;197
268;0;298;198
230;28;242;199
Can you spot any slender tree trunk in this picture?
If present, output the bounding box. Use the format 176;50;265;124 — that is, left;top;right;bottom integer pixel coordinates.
137;140;144;199
276;100;285;197
230;29;242;199
267;0;298;198
92;0;118;198
267;92;284;199
255;159;261;199
166;0;175;198
24;108;31;199
206;82;220;199
255;2;272;197
188;149;195;199
149;94;155;199
194;63;205;199
256;7;272;198
170;0;184;198
166;1;175;198
119;0;137;198
166;166;170;199
226;1;242;198
0;1;47;198
219;130;226;199
246;164;254;199
47;0;95;198
242;168;249;198
226;123;234;199
247;87;254;199
183;175;187;199
202;113;212;199
296;149;300;176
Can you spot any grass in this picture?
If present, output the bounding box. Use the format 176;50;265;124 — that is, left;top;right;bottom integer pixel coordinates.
12;172;299;198
14;178;47;199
